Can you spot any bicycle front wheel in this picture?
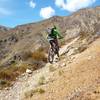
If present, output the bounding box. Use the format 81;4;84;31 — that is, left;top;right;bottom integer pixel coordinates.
48;48;54;63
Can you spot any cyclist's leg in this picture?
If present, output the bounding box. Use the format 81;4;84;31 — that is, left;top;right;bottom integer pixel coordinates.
53;38;59;57
48;40;55;63
49;40;54;50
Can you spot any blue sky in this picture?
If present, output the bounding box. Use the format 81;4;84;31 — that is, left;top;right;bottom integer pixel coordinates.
0;0;100;27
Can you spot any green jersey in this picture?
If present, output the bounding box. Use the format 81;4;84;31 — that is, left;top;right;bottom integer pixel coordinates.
49;28;62;39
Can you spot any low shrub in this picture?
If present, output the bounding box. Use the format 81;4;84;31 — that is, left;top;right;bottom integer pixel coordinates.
59;39;66;46
38;76;45;85
77;45;87;53
0;64;28;88
0;66;18;81
49;66;56;72
25;88;45;98
58;70;64;76
0;47;47;89
0;79;11;89
32;48;47;63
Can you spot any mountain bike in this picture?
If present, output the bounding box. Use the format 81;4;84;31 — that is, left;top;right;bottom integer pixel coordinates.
48;40;59;63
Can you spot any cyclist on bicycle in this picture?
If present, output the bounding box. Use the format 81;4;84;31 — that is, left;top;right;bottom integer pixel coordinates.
47;25;63;58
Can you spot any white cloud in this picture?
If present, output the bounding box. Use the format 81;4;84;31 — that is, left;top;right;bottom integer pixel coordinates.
29;0;36;8
55;0;65;8
54;0;96;12
40;6;55;19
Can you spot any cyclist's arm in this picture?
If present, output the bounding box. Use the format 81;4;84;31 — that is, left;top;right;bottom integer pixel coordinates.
54;29;63;39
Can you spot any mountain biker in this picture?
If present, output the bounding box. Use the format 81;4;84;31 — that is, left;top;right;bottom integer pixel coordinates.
47;25;63;58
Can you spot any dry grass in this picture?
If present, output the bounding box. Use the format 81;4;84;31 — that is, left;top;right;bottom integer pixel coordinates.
58;70;64;76
0;61;46;89
0;64;28;89
38;76;45;85
0;48;48;89
24;88;45;98
0;64;27;80
0;79;11;89
32;48;47;63
59;39;66;46
49;66;56;72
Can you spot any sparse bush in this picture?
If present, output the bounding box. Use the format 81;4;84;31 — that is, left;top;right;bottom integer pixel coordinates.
24;90;34;98
0;47;47;89
59;39;66;46
32;88;45;94
0;60;46;89
37;88;45;94
10;60;16;65
58;70;64;76
0;79;11;88
38;76;45;85
28;62;42;71
77;45;87;53
0;67;18;81
32;48;47;62
79;32;88;39
25;88;45;98
17;64;28;73
0;64;28;88
0;79;7;85
20;51;32;61
49;66;56;72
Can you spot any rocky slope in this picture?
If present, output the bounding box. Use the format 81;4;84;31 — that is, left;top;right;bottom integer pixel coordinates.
22;37;100;100
0;6;100;100
0;6;100;67
0;25;10;39
0;34;100;100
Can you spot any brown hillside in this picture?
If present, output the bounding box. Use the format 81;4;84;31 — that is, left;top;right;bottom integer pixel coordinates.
0;6;100;67
0;6;100;100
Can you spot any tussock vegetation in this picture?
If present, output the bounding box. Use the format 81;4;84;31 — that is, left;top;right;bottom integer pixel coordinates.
0;64;27;81
0;79;11;89
38;76;45;85
49;66;56;72
59;39;66;46
25;88;45;98
58;70;64;76
0;64;28;89
77;44;87;53
31;47;47;63
0;47;47;89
